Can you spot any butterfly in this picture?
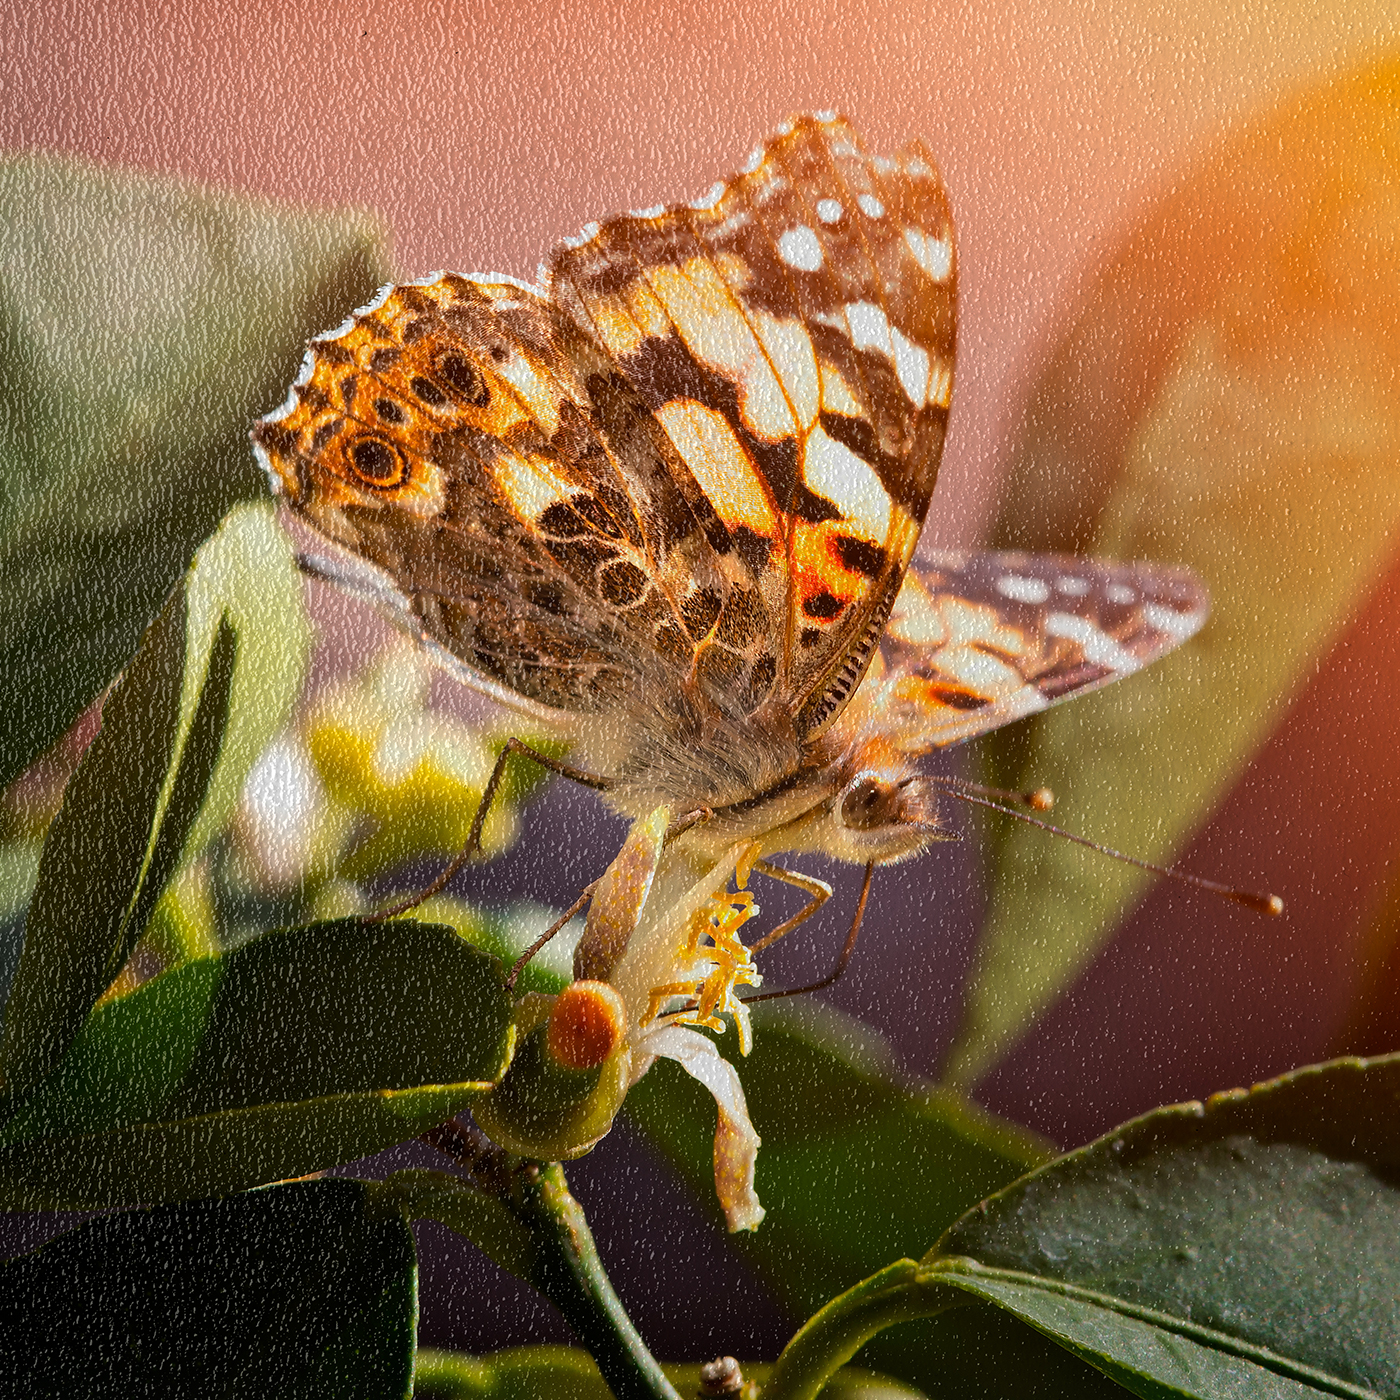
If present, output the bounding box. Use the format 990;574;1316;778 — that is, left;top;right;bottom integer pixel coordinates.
252;113;1206;912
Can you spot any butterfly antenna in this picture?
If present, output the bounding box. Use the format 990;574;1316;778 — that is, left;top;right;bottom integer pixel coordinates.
925;775;1055;811
932;778;1284;916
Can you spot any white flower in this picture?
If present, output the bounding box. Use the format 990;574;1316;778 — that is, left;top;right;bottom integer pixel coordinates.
554;808;767;1231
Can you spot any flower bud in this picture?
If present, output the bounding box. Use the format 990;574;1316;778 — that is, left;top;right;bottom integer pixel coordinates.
547;980;627;1070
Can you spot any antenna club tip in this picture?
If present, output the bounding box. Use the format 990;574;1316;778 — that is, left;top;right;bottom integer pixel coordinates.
1024;787;1055;812
1232;890;1285;917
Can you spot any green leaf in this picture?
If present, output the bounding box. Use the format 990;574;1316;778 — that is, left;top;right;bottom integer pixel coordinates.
1;500;310;1103
947;57;1400;1086
1;586;214;1101
765;1260;1128;1400
0;918;514;1208
930;1054;1400;1395
0;1178;415;1399
0;151;388;791
932;1266;1367;1399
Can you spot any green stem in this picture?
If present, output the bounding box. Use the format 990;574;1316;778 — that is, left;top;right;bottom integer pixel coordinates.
760;1260;964;1400
515;1161;683;1400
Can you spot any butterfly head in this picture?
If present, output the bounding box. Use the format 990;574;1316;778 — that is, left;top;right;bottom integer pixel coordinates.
826;764;946;865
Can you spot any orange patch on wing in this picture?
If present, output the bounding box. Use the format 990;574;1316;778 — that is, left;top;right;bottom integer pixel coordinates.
589;296;648;360
655;399;778;538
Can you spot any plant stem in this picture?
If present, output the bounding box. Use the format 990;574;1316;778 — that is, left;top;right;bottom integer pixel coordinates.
515;1161;683;1400
760;1260;963;1400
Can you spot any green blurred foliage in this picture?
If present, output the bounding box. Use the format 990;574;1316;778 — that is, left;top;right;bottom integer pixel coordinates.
0;152;388;793
950;56;1400;1088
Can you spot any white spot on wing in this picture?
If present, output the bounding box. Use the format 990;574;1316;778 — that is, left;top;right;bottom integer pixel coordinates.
902;227;953;281
845;300;892;352
629;204;666;220
888;324;930;406
741;146;764;173
844;302;928;406
813;109;838;122
1106;583;1136;605
778;225;824;271
1056;576;1090;597
1142;602;1206;640
816;198;843;223
996;574;1051;605
802;425;891;541
1046;612;1141;674
858;194;885;218
690;182;726;210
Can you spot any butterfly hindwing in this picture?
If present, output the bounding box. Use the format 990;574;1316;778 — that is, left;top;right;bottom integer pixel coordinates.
866;550;1209;751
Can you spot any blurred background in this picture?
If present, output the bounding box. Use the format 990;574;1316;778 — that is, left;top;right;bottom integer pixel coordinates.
3;0;1400;1367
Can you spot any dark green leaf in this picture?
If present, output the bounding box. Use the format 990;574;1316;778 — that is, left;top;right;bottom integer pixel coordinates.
1;586;190;1101
948;57;1400;1087
934;1267;1364;1399
0;151;388;790
932;1054;1400;1395
0;1178;415;1399
0;918;514;1208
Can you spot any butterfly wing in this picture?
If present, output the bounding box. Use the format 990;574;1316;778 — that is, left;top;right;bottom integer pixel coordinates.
548;113;956;736
253;271;752;722
862;551;1209;751
254;116;955;753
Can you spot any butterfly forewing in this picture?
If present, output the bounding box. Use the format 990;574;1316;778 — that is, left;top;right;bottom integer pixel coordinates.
255;115;1207;838
548;115;956;733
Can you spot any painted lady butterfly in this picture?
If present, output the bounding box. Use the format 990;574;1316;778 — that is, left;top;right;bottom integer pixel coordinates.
253;114;1205;894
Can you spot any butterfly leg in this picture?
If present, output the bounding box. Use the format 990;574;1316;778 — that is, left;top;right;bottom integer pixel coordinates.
372;737;614;921
741;860;876;1003
747;861;834;953
506;878;601;988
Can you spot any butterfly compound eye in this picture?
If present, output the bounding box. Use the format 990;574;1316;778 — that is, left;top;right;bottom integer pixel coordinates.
840;775;898;830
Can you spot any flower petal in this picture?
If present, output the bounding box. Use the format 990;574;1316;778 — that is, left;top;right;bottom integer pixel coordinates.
642;1025;765;1232
574;806;668;982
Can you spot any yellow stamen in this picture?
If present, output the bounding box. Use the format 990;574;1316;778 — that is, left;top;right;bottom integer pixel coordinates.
643;885;763;1052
